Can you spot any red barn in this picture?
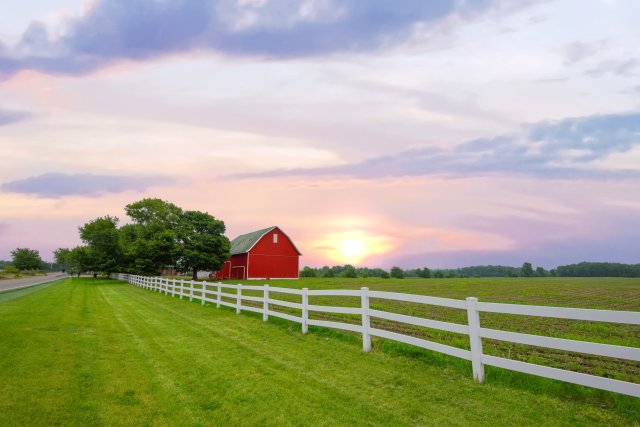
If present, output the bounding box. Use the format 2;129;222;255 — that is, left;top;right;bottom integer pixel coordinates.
215;226;301;280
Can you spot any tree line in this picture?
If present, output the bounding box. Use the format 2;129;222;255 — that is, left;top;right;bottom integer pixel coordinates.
299;262;640;279
53;198;230;279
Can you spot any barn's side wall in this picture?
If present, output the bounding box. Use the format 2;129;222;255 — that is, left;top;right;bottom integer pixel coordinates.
215;261;231;280
248;254;299;279
230;253;248;280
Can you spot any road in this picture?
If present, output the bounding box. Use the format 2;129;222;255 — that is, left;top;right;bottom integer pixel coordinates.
0;272;66;292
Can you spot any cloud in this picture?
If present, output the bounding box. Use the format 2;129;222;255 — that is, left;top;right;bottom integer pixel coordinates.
586;58;639;78
1;173;174;198
0;108;31;126
235;111;640;180
562;40;606;65
0;0;534;78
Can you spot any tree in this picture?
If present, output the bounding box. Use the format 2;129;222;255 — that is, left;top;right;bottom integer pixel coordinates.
521;262;534;277
535;266;546;277
300;266;316;277
121;199;183;275
53;248;71;272
416;267;431;278
390;266;404;279
340;265;357;278
67;246;93;276
10;248;42;270
322;268;335;278
175;210;230;280
79;216;121;277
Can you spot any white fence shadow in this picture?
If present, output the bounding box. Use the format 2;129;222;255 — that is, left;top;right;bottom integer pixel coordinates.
117;274;640;397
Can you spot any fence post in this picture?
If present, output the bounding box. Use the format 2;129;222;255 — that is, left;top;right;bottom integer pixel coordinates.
361;287;371;352
236;284;242;314
172;279;176;297
190;280;194;302
180;279;184;300
302;288;309;334
202;281;206;305
466;297;485;383
217;283;221;308
263;285;269;322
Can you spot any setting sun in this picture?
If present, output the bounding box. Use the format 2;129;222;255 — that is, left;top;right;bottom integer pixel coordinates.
340;239;366;260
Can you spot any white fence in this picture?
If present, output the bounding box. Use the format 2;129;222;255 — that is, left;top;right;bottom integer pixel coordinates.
117;273;640;397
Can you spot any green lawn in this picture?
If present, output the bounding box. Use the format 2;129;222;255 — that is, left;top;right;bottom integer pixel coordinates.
0;278;638;426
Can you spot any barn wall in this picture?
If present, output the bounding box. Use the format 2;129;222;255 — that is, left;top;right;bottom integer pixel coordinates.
248;254;299;279
230;253;248;280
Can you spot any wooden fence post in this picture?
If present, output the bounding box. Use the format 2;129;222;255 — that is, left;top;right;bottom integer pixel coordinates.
302;288;309;334
263;285;269;322
466;297;485;383
202;281;206;305
179;279;184;300
216;283;221;308
190;280;194;302
236;284;242;314
361;287;371;352
172;279;176;297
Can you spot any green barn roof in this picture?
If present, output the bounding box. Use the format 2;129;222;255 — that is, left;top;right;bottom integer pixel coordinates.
230;226;277;255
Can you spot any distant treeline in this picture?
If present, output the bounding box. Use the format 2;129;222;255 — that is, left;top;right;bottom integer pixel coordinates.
555;262;640;277
300;262;640;279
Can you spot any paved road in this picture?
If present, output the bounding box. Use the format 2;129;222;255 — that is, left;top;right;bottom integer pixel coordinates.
0;272;67;292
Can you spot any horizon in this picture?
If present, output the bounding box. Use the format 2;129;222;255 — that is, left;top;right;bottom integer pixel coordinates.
1;1;639;269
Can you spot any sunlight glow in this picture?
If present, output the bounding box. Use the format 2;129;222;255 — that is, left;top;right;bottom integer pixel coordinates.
340;239;366;260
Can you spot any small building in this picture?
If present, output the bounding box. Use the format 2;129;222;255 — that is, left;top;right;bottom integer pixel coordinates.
215;226;301;280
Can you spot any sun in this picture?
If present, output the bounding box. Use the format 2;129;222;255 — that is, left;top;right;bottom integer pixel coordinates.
340;239;366;260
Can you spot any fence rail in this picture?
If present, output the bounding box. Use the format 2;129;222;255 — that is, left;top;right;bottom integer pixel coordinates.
116;273;640;397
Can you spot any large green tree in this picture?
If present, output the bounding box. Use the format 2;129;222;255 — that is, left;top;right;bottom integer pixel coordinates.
175;210;230;279
79;216;121;277
121;199;183;275
10;248;43;270
66;246;93;276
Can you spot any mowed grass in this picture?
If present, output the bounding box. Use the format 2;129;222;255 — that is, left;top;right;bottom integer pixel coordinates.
222;277;640;385
0;279;638;426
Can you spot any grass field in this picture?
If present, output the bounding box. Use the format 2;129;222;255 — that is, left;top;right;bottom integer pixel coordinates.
0;278;638;426
221;277;640;384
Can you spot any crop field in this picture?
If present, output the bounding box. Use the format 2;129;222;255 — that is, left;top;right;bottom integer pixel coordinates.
0;277;638;426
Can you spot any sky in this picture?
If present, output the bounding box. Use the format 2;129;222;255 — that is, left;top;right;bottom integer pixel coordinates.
0;0;639;269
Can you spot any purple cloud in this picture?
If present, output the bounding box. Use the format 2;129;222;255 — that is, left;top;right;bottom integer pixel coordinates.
1;173;174;198
0;0;533;78
0;108;31;126
235;111;640;180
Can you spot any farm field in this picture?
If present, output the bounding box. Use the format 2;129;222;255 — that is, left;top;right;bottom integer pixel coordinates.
0;278;638;426
218;277;640;385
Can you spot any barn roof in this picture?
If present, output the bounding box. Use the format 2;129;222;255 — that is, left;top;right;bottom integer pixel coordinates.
230;226;276;254
230;226;301;255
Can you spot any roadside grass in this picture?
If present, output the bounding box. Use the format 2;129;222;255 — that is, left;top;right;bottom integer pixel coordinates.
0;268;47;279
1;278;638;426
0;279;62;302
